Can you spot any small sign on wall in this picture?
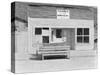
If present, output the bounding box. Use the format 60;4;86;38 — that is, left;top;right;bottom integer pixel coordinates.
57;9;70;19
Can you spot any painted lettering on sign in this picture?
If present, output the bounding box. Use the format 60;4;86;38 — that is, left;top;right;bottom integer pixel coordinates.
57;9;70;19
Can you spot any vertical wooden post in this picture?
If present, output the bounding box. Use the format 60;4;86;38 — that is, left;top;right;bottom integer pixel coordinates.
49;27;51;43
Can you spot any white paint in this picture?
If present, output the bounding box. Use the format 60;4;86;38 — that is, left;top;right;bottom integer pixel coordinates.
57;8;70;19
51;29;65;43
15;31;28;53
28;17;94;54
42;29;49;36
28;18;93;28
51;29;67;43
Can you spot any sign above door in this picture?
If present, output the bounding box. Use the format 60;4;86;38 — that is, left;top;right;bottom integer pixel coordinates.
57;9;70;19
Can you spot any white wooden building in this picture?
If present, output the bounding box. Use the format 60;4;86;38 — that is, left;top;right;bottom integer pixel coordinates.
11;2;97;73
11;2;97;60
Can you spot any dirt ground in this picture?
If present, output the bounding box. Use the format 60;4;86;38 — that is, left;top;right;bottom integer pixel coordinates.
15;55;97;73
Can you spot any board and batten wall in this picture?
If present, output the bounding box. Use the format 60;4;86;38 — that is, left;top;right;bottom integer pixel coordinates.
11;2;97;59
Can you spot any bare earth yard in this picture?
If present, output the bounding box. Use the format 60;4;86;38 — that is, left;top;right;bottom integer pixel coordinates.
15;56;97;73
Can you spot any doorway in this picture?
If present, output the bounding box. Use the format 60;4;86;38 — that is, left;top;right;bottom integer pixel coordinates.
51;28;75;50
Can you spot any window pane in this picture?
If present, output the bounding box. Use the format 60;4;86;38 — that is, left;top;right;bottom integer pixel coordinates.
43;36;49;43
43;28;49;30
56;29;62;38
51;31;53;41
77;28;83;35
35;28;42;35
84;28;89;35
84;36;89;43
77;36;83;43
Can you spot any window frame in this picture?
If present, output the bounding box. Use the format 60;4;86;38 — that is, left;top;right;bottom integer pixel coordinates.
56;29;62;38
42;36;49;43
35;28;42;35
76;28;89;44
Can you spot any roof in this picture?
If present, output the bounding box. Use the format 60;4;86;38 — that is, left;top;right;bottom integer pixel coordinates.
12;1;97;9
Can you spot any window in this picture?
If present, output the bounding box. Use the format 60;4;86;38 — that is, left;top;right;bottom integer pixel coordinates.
77;28;82;35
43;36;49;43
84;36;89;43
35;28;42;35
42;27;49;36
51;31;54;41
84;28;89;35
43;28;49;30
77;36;82;43
56;29;62;38
77;28;89;43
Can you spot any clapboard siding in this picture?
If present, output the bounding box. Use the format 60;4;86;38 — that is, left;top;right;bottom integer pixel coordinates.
14;2;96;21
12;2;97;39
70;8;94;20
28;6;56;18
28;6;94;20
15;2;28;21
